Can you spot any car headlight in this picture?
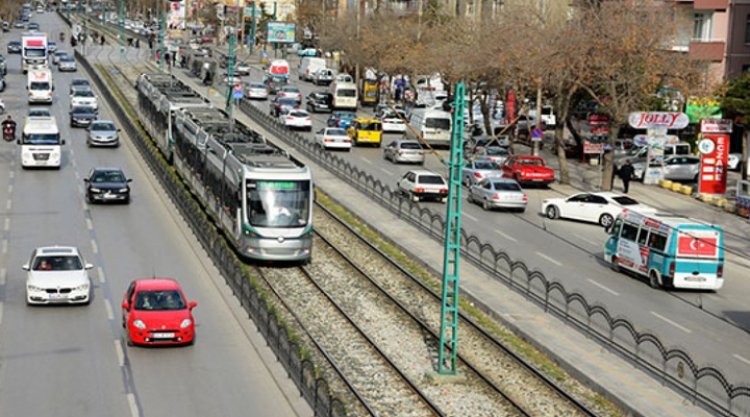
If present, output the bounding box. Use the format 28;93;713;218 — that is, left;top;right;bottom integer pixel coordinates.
133;319;146;329
118;188;129;193
27;284;44;292
90;187;101;192
75;282;89;291
180;319;192;329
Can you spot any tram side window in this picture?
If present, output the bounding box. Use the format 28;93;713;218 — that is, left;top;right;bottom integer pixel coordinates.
620;223;639;242
637;228;649;246
648;233;667;252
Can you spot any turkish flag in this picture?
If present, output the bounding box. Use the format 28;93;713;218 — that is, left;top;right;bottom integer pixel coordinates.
677;235;717;257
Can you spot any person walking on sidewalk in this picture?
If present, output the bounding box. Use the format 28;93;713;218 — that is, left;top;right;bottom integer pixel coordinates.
618;159;635;194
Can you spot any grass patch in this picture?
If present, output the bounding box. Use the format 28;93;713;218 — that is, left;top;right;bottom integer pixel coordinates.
316;190;625;417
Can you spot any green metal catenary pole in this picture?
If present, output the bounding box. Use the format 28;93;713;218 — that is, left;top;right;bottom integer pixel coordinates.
437;82;466;375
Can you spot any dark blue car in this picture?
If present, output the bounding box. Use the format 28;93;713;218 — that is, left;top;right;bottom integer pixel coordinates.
327;111;357;129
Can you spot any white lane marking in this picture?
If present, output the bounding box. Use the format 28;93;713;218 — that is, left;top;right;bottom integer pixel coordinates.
104;299;114;321
91;240;99;254
74;171;81;180
3;217;9;231
1;239;6;255
97;267;106;283
8;171;14;179
587;279;620;296
81;200;87;210
650;311;692;334
127;393;139;417
359;157;373;165
7;184;12;194
5;199;11;211
733;354;750;366
69;149;75;157
495;229;518;242
463;213;478;222
578;236;599;247
114;339;124;367
86;218;93;230
0;268;6;286
536;251;563;267
77;185;84;195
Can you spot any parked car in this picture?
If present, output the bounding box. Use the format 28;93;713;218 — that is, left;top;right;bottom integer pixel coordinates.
84;167;132;203
23;246;93;305
327;111;357;129
279;108;312;131
462;158;504;186
632;155;701;182
468;178;527;212
500;155;555;187
315;127;351;151
383;140;424;165
305;91;333;113
312;68;334;86
69;105;98;127
87;120;121;147
7;41;22;54
269;97;299;117
397;170;449;203
278;85;302;103
245;82;269;100
542;192;655;227
121;278;197;346
58;55;77;72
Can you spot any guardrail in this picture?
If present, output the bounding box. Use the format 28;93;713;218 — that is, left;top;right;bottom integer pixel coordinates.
65;10;750;416
62;12;350;417
235;99;750;417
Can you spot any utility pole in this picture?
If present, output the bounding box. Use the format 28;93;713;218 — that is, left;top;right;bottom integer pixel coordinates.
354;0;364;83
226;31;236;132
158;3;165;73
118;0;125;61
437;82;466;376
533;85;542;156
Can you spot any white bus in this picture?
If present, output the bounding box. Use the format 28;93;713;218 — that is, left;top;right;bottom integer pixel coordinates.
20;117;64;168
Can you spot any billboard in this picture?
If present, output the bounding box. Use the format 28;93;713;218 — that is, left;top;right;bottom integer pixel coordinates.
267;21;296;43
167;0;186;30
685;97;722;124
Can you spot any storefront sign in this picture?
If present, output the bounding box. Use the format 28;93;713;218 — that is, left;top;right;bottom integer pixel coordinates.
700;119;733;134
628;112;689;130
699;133;729;195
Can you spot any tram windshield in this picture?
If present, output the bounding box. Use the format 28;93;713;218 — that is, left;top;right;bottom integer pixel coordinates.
246;180;310;228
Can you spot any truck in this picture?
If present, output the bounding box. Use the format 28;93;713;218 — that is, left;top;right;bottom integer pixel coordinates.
22;32;49;74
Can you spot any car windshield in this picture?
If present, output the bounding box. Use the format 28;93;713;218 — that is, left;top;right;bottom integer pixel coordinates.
75;90;94;97
517;158;543;166
24;48;45;57
358;121;381;131
33;255;82;271
612;196;639;205
425;118;451;130
418;175;445;185
336;112;355;119
279;98;297;106
72;80;89;87
28;108;50;117
400;142;421;150
23;133;60;145
290;111;308;117
327;128;346;136
73;107;96;114
134;290;186;311
246;180;310;228
493;182;522;191
485;147;508;155
337;88;356;97
250;83;265;88
283;87;300;93
55;51;67;57
60;56;74;62
30;82;49;90
91;171;126;183
92;122;115;131
474;161;496;170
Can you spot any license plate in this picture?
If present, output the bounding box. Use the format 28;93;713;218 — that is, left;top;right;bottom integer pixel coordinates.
685;276;706;282
104;193;117;199
319;104;328;108
152;332;175;338
49;293;66;299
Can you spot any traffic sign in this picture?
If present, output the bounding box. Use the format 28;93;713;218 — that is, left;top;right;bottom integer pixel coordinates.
531;127;543;142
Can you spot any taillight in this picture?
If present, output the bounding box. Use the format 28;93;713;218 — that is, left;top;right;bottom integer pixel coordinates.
415;187;425;193
286;116;293;121
324;138;332;142
473;172;482;179
439;188;448;194
668;262;675;277
493;193;501;201
522;194;528;202
717;264;723;278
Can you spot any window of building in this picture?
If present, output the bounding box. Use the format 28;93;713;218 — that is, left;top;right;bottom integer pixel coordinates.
693;12;712;41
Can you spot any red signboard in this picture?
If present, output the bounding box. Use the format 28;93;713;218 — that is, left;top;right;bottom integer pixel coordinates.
27;39;44;47
698;133;729;195
587;114;609;126
677;233;718;257
583;141;604;154
506;90;516;124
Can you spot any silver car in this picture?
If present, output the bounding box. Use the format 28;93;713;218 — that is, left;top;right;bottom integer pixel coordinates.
58;55;77;72
87;120;120;147
462;158;503;186
52;50;68;65
633;155;701;182
383;140;424;164
468;178;527;212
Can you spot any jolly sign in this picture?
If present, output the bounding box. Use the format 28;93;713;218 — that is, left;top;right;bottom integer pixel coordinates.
628;112;689;129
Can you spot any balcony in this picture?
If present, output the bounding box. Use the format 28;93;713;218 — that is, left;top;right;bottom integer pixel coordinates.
694;0;728;10
688;40;725;61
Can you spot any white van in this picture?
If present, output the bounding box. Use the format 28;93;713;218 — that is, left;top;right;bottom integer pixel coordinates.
27;68;52;103
406;108;453;148
332;81;358;110
298;57;326;82
20;117;64;168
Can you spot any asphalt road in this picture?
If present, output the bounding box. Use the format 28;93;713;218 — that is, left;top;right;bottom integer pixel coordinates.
181;54;750;384
0;15;307;417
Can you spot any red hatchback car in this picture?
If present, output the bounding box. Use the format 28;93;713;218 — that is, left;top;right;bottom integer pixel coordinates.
500;155;556;187
122;278;197;346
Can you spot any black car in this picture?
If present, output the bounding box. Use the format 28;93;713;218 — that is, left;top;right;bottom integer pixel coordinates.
28;22;39;31
305;92;333;113
269;97;299;117
84;167;132;204
7;41;21;54
70;106;98;127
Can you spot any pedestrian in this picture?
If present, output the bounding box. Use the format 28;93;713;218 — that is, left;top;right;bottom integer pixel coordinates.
135;38;140;49
618;159;635;194
100;35;105;46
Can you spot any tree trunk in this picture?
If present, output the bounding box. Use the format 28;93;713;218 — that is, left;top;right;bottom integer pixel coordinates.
555;125;570;184
601;124;619;191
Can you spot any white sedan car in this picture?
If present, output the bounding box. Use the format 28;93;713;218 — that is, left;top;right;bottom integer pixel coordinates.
542;192;655;228
24;246;93;305
280;108;312;131
381;113;407;133
246;82;269;100
315;127;352;151
70;89;98;110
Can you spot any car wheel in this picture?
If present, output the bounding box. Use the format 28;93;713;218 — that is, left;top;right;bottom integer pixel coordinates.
649;271;661;289
482;199;491;211
599;213;614;228
545;205;559;219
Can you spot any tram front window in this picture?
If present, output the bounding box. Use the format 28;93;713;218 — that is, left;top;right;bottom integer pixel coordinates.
247;180;310;228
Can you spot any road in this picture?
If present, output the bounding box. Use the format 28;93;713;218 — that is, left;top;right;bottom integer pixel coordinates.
0;14;309;417
179;53;750;384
